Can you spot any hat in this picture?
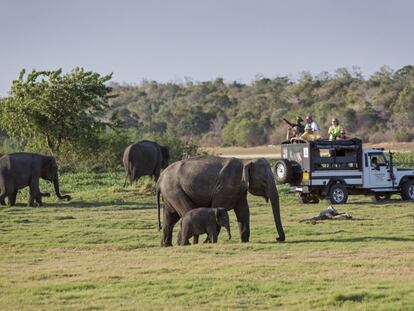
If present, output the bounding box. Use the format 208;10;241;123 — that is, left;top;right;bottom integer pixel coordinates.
296;116;303;122
304;124;312;130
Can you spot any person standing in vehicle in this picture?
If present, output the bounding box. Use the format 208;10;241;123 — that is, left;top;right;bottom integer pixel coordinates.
305;114;320;132
328;117;343;141
300;124;321;141
283;116;305;139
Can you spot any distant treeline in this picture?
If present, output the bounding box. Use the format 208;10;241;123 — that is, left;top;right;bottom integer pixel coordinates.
108;65;414;146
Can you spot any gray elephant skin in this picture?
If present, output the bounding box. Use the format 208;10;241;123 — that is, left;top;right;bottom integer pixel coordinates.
0;152;71;206
123;140;170;186
157;156;285;246
178;207;231;245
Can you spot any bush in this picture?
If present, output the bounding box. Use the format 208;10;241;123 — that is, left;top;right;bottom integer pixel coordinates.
141;132;200;163
222;119;266;147
393;130;414;142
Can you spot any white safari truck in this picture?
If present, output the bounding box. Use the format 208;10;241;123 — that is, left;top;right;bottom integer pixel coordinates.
274;138;414;204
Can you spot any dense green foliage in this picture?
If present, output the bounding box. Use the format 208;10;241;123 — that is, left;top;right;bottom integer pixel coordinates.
108;65;414;146
0;68;116;157
0;171;413;310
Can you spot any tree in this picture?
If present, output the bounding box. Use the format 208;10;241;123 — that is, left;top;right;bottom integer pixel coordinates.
0;68;115;156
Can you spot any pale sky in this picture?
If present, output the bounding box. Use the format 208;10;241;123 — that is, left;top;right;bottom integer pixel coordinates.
1;0;413;96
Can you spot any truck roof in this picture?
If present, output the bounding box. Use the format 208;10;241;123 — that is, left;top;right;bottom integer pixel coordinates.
282;138;362;149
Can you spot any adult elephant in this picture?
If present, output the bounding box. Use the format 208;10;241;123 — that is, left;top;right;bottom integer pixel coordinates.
123;140;170;186
0;153;71;206
156;156;285;246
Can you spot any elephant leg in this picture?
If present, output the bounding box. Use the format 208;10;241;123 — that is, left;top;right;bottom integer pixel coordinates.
0;190;6;206
162;207;180;247
234;199;250;242
9;190;18;206
216;225;221;239
153;168;161;182
207;227;219;243
203;235;211;243
181;234;191;246
176;227;182;245
193;235;199;244
161;188;196;246
35;194;43;206
28;179;40;207
4;186;16;207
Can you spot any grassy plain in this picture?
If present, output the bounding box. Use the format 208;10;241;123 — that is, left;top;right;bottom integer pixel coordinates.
0;171;414;310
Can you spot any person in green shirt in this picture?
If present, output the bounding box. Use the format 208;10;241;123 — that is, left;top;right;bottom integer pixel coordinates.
328;117;343;141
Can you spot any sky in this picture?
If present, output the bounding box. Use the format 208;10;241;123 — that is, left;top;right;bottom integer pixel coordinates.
1;0;413;96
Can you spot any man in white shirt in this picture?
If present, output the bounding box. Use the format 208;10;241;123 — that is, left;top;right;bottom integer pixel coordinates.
305;114;320;132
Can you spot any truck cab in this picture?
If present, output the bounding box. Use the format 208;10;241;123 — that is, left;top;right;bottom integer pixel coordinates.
275;138;414;204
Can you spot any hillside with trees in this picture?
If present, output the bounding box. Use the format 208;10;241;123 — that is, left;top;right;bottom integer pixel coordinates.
108;65;414;146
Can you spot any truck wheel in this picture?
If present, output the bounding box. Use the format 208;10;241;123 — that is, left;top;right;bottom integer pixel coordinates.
274;159;292;184
371;193;391;202
328;183;348;204
401;180;414;200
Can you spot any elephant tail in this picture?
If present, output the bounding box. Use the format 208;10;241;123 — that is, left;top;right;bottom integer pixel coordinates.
157;187;162;231
123;145;133;187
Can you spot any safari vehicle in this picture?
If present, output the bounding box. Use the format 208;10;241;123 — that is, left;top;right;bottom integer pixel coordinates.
274;138;414;204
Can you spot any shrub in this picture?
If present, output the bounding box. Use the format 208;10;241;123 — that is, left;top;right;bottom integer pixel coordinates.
393;130;414;142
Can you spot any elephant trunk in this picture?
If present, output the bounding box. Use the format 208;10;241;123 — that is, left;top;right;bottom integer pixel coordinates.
268;183;285;242
53;176;71;201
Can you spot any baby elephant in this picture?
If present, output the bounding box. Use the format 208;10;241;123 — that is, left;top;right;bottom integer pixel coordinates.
178;207;231;245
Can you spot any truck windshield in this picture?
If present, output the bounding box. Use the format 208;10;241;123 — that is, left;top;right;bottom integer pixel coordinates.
370;153;388;167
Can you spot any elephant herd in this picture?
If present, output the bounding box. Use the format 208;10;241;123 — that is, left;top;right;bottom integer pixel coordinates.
0;140;286;246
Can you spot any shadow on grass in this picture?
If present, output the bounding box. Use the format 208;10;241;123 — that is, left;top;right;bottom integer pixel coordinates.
285;236;414;244
346;199;414;206
1;201;156;210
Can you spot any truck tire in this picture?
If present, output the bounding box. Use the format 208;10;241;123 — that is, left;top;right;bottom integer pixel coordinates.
328;183;348;204
274;159;292;184
371;193;391;202
401;179;414;200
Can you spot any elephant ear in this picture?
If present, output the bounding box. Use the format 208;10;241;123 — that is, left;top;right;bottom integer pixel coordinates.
242;161;252;191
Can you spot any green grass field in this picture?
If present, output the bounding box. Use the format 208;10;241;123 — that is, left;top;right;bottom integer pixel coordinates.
0;171;413;310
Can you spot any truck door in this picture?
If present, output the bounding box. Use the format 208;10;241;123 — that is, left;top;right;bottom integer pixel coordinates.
367;153;393;188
